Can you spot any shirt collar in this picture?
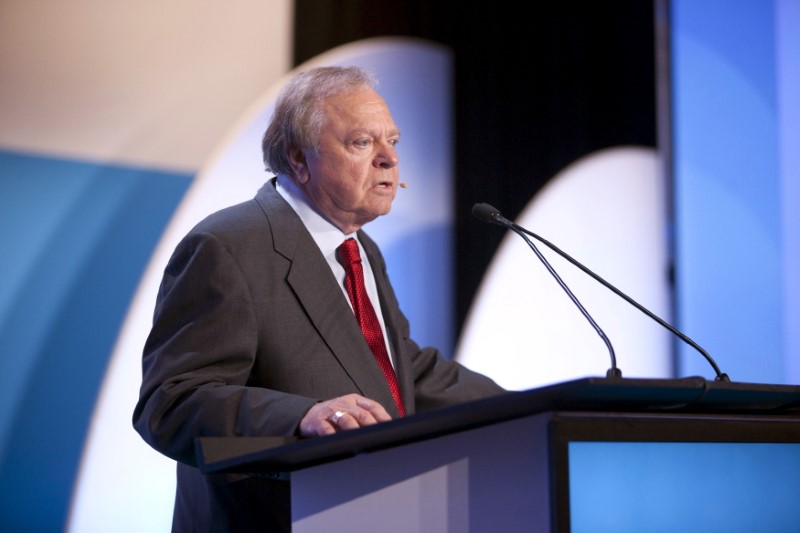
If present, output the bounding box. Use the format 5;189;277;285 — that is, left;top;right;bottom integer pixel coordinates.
275;175;355;258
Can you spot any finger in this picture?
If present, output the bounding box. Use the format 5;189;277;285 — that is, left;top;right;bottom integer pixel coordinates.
328;410;357;431
299;407;335;437
326;406;384;431
327;409;347;427
355;397;393;422
332;394;392;423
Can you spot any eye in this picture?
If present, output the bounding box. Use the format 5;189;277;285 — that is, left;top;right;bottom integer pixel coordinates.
389;138;399;147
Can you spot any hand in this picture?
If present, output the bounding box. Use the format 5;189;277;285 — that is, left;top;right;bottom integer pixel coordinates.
299;394;392;437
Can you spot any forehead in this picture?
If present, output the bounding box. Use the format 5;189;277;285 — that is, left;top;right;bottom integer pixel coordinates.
321;88;397;129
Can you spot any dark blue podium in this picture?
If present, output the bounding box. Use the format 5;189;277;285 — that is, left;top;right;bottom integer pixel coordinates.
197;377;800;531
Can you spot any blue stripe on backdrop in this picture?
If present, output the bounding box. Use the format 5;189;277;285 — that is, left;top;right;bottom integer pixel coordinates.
672;0;787;383
0;151;191;529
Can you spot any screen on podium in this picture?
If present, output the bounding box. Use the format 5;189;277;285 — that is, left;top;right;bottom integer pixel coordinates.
567;441;800;531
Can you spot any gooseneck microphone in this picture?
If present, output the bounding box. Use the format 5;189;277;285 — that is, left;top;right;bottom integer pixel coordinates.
472;203;622;378
472;202;730;382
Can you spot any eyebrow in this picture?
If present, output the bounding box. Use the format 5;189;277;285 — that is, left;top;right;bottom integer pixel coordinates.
348;127;401;139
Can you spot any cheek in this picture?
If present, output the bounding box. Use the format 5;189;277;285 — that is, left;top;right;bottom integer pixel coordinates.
321;173;359;203
310;155;370;200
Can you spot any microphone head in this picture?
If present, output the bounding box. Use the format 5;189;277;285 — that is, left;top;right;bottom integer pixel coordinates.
472;203;503;224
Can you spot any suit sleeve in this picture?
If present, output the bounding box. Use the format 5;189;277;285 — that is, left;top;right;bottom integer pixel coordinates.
132;230;316;466
398;311;508;412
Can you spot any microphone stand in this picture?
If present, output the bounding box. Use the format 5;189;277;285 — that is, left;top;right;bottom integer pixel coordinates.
511;222;728;381
508;225;622;378
473;202;730;382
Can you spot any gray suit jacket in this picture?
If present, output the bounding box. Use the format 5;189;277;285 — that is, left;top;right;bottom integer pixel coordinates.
133;178;505;531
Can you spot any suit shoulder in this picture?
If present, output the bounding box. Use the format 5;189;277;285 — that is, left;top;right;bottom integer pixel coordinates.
191;199;269;238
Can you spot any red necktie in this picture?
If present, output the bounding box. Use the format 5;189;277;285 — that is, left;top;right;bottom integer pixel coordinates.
337;238;405;416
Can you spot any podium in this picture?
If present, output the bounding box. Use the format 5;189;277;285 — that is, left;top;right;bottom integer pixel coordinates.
196;377;800;532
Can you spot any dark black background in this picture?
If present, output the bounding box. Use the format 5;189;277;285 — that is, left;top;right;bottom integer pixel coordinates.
294;0;656;336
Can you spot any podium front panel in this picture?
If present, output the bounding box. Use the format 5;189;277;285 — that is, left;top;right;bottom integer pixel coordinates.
290;413;553;532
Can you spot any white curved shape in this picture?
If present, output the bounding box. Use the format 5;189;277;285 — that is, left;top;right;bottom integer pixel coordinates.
455;146;671;391
68;38;454;532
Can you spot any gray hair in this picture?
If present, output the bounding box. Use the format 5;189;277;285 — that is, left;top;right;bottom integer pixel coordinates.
261;66;378;176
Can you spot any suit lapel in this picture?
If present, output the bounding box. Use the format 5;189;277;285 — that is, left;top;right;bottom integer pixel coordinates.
255;181;402;414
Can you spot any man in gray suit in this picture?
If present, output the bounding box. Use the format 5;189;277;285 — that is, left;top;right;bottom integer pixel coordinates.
133;65;506;531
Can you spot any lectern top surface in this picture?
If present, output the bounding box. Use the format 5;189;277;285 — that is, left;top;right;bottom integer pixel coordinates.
196;376;800;474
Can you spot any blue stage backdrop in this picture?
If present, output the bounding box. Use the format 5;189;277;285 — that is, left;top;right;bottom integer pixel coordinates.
0;152;191;528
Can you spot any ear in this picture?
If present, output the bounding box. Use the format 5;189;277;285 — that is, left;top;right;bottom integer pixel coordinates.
288;148;310;184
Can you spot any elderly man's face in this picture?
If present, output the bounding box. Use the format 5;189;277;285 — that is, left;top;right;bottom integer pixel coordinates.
292;87;401;234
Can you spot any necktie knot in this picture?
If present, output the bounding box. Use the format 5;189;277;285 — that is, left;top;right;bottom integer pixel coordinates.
337;238;361;268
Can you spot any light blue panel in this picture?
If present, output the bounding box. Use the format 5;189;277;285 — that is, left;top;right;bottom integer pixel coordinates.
380;226;453;353
672;0;783;382
777;0;800;384
569;441;800;531
0;151;190;529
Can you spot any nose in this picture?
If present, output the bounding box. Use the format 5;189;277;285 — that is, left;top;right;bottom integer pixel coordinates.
374;141;399;169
